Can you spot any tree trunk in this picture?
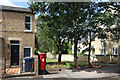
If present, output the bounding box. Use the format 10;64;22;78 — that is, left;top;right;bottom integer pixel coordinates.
74;36;78;66
58;48;62;64
88;31;92;67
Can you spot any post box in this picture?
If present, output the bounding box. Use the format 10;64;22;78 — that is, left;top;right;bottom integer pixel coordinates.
38;53;46;75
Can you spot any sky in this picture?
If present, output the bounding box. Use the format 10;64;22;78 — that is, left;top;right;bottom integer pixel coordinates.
0;0;29;8
0;0;113;8
0;0;39;18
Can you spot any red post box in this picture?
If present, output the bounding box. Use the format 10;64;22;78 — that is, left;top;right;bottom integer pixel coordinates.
39;53;46;75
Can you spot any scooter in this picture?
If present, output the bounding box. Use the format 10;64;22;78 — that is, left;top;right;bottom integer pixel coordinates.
76;56;82;69
91;56;101;68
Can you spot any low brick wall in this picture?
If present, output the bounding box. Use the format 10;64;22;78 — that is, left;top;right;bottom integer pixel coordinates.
61;54;74;61
46;52;74;61
47;52;119;63
78;55;119;63
78;55;88;62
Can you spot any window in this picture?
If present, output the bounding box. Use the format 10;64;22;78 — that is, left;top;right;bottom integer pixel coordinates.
112;34;119;40
112;47;117;55
23;47;32;57
101;48;106;55
24;15;31;32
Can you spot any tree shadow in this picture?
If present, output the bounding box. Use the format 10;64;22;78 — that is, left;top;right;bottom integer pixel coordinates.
45;71;59;75
67;64;120;74
47;60;120;74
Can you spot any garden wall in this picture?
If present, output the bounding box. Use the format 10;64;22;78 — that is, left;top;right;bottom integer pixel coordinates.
78;55;119;63
46;52;119;63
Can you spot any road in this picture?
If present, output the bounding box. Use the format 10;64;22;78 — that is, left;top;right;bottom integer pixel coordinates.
2;64;120;80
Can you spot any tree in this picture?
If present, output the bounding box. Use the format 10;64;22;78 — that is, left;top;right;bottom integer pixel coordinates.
82;2;120;67
29;2;69;63
29;2;119;66
29;2;96;65
56;3;90;65
35;20;55;53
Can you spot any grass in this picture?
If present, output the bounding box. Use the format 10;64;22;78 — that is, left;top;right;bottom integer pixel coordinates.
46;58;86;70
46;58;71;70
46;58;105;71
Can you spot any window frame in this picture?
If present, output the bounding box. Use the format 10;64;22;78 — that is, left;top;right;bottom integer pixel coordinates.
24;15;32;32
23;46;32;57
112;47;118;55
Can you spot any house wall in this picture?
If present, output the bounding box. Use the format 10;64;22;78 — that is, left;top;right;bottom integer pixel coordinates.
91;37;120;56
79;55;119;63
0;38;2;76
1;11;36;68
0;38;2;58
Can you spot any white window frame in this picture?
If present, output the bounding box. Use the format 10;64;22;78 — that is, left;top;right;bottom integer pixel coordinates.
112;47;118;55
24;15;32;32
23;46;32;57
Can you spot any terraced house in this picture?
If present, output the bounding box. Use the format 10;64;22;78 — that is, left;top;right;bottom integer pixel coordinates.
0;5;37;74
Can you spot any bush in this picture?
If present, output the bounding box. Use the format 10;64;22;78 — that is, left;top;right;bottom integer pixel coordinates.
68;52;86;55
77;53;86;55
68;52;74;55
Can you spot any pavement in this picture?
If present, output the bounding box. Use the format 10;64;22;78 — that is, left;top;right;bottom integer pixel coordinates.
2;64;120;80
43;69;118;78
42;64;120;78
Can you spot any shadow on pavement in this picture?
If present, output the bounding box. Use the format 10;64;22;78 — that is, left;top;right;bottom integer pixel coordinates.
45;70;59;75
67;64;120;74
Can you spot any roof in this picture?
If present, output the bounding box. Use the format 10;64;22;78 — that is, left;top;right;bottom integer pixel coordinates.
0;5;33;13
0;0;19;7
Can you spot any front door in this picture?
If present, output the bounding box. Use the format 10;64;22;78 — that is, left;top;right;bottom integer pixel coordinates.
11;45;19;66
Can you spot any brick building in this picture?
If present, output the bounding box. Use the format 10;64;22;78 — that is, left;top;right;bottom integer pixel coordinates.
0;5;37;74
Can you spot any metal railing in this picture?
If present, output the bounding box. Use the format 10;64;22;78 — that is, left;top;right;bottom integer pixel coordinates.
2;57;6;76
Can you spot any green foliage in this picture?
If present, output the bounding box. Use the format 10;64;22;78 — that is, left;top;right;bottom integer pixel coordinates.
29;2;119;63
68;52;74;55
67;43;72;52
98;34;107;39
77;53;87;55
68;52;86;55
35;24;57;53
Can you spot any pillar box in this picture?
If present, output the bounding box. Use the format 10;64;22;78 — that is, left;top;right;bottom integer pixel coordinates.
38;53;46;75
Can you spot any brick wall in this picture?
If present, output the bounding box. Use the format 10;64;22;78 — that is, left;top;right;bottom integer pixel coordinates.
0;38;2;77
1;10;37;72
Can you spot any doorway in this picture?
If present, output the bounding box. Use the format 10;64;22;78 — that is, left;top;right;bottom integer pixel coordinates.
11;41;20;66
